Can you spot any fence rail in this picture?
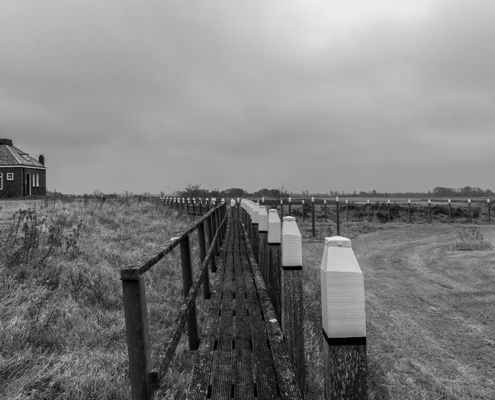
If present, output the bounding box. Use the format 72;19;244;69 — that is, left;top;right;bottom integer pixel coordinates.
240;196;494;237
121;199;227;400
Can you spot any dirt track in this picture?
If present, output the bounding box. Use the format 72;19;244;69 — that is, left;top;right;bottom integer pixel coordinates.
303;222;495;399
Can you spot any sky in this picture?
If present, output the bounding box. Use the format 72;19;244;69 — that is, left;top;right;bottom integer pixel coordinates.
1;0;494;195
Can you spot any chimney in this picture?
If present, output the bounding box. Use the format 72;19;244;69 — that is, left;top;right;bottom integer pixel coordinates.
39;155;45;166
0;139;13;146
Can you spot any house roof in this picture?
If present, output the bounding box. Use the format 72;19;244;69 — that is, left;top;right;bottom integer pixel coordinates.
0;139;45;168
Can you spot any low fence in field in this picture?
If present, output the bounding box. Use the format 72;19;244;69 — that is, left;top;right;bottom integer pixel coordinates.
238;198;367;399
241;196;494;237
120;199;227;399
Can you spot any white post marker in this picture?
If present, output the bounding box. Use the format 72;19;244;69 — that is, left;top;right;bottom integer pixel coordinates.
230;198;236;207
262;196;265;204
321;235;367;398
282;217;302;267
324;199;327;204
258;206;268;232
252;202;260;224
468;198;471;204
221;198;225;204
268;209;281;244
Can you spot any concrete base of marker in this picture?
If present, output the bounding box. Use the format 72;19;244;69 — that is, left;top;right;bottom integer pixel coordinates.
323;332;367;400
268;244;282;321
281;265;305;397
258;232;269;288
252;224;259;263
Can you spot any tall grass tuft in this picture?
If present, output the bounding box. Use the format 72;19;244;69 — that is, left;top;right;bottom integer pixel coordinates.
452;228;494;251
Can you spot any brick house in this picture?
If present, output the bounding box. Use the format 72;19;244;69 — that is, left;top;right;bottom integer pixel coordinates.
0;139;46;197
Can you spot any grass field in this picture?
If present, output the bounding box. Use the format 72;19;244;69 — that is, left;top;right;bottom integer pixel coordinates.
298;219;495;399
1;200;494;399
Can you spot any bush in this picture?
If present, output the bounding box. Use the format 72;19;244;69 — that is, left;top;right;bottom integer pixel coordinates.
452;228;494;251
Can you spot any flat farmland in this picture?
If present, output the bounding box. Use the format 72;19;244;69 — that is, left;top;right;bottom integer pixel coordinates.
299;221;495;399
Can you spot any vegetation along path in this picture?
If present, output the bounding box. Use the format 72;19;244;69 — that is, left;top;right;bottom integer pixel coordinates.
187;215;302;400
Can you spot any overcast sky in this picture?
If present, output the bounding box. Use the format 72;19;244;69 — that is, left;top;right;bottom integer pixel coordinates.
1;0;494;195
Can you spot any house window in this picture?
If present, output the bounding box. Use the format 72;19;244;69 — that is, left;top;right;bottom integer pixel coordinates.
7;173;14;181
0;173;3;190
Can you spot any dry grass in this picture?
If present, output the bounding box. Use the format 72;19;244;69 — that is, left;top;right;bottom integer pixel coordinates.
299;220;495;399
453;228;494;251
0;198;206;399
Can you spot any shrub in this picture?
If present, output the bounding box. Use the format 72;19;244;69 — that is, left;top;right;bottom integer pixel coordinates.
452;228;494;251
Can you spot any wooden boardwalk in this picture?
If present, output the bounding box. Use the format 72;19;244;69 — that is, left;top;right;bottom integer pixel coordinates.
187;214;303;400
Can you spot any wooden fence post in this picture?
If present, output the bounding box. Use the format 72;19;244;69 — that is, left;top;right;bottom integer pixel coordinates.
346;199;349;222
387;199;390;222
448;199;451;223
197;222;211;300
258;206;269;287
268;209;282;321
408;199;412;223
321;236;367;399
302;199;305;222
312;197;315;237
428;199;432;223
367;200;370;223
336;197;340;235
488;199;491;223
230;198;236;219
180;234;200;350
468;199;472;223
281;216;305;395
121;273;157;400
324;199;327;222
206;215;217;273
251;202;260;263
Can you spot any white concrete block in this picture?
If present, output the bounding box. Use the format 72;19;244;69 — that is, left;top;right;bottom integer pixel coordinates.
282;216;302;266
252;203;259;224
258;206;268;231
268;209;281;244
321;236;366;339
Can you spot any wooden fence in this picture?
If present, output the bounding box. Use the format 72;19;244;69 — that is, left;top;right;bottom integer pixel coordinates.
120;198;227;400
247;196;494;237
239;199;368;399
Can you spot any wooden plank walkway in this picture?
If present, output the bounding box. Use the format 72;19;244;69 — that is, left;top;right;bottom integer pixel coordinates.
187;215;302;400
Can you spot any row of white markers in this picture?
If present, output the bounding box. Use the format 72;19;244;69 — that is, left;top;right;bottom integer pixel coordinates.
238;198;366;340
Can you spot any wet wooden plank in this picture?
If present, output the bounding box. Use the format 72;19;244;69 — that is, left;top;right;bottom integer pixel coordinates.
210;233;235;399
241;224;303;400
186;218;233;400
232;221;255;399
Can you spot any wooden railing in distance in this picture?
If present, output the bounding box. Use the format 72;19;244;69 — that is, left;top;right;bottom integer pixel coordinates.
120;201;227;400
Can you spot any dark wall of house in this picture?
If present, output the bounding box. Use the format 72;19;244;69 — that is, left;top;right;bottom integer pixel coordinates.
0;168;47;197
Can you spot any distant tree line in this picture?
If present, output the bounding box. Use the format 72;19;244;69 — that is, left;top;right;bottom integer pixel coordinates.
432;186;493;197
176;183;494;199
